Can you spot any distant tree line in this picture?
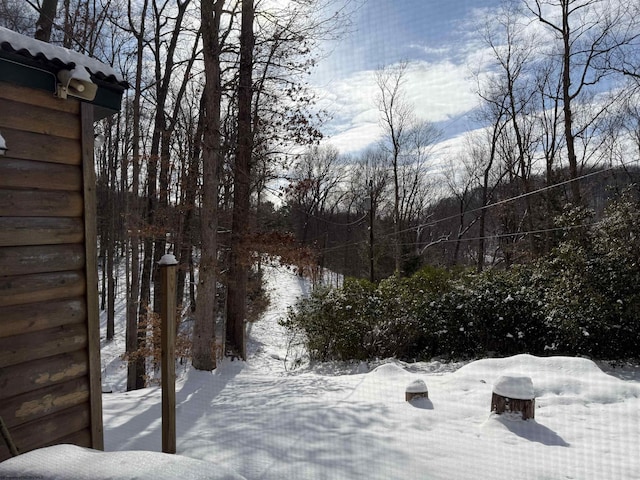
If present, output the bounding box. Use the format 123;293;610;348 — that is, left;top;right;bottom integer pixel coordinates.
279;0;640;281
283;188;640;361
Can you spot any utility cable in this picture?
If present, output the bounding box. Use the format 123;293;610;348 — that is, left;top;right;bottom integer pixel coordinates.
311;161;638;255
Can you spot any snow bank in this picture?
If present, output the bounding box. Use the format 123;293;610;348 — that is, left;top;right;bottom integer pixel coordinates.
370;362;411;378
453;354;640;404
0;444;246;480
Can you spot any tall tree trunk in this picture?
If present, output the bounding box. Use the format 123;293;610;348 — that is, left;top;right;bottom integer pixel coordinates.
477;126;500;273
561;6;581;204
369;181;375;283
531;0;583;204
61;0;73;48
126;0;149;391
178;95;205;308
35;0;58;42
138;188;154;332
226;0;255;360
392;148;401;276
193;0;225;371
150;0;194;316
106;127;117;340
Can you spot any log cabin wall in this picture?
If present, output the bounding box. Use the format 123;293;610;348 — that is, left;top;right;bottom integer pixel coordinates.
0;81;103;461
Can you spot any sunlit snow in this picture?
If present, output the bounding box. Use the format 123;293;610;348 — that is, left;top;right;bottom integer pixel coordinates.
2;265;639;479
493;375;534;399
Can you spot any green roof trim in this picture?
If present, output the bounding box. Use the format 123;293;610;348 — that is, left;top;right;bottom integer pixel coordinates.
0;55;57;92
0;53;125;120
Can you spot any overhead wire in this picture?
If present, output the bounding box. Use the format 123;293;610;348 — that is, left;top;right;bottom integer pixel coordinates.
308;159;639;255
396;162;627;237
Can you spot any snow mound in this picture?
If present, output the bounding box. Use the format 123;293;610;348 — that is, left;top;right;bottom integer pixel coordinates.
456;354;603;378
454;354;640;404
0;444;246;480
370;362;411;378
341;362;417;404
493;375;534;399
405;379;428;393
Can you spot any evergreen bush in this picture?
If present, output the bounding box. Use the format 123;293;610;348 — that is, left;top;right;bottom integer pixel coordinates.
283;190;640;362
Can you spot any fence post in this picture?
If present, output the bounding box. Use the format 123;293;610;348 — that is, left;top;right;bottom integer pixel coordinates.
159;253;178;454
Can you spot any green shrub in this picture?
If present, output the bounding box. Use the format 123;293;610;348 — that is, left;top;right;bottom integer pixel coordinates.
282;192;640;362
281;278;380;361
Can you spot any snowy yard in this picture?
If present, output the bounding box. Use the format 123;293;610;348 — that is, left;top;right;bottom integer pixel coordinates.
3;265;640;479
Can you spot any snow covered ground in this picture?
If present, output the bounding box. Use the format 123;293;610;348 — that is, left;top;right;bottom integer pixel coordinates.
3;264;640;479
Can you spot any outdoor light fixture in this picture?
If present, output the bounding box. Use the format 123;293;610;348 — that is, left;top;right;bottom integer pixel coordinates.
57;67;98;101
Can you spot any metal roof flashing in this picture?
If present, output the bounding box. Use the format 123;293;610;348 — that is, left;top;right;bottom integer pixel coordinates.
0;27;126;119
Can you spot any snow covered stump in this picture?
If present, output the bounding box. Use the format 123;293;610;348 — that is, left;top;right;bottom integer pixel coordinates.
491;375;535;420
405;379;429;402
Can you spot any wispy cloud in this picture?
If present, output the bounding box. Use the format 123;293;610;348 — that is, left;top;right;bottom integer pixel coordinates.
314;58;484;155
310;1;503;156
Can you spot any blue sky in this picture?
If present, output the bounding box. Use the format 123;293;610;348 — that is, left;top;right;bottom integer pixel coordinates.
311;0;500;156
320;0;497;73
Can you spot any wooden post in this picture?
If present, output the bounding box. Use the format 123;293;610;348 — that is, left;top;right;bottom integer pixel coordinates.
159;254;178;454
82;102;105;451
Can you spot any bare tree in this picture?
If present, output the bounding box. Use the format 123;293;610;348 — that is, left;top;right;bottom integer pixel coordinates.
223;0;353;357
0;0;36;33
481;1;539;251
399;120;440;232
375;63;411;275
125;0;149;391
33;0;58;41
355;147;388;281
286;145;345;245
534;57;566;248
527;0;640;203
375;63;441;275
192;0;226;371
468;87;511;271
226;0;255;360
146;0;199;317
442;156;479;267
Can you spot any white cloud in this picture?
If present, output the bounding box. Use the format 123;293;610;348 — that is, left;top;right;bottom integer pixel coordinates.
407;43;451;57
326;123;384;154
314;58;482;155
402;61;479;122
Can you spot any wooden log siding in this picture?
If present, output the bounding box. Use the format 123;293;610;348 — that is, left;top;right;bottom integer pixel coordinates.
0;351;89;399
0;127;82;165
0;81;103;461
0;404;91;461
0;158;83;191
0;217;84;247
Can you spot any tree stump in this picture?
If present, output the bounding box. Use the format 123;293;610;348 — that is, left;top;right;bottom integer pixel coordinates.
405;379;428;402
491;375;535;420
